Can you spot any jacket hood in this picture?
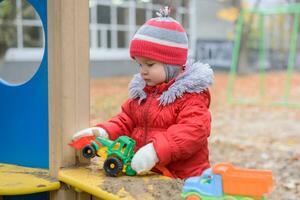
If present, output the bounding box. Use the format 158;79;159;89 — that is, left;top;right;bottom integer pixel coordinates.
128;59;214;105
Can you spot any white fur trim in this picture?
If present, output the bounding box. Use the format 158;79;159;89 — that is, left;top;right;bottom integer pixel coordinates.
128;59;214;106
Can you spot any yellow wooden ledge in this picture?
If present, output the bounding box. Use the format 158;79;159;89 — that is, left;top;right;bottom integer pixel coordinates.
58;164;172;200
0;163;60;195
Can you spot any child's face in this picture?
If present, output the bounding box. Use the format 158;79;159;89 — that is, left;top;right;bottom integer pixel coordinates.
135;56;166;86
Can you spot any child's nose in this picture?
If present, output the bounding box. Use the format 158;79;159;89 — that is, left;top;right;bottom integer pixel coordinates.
140;66;148;75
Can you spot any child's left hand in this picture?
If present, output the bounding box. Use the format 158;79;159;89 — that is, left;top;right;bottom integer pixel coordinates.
131;143;159;174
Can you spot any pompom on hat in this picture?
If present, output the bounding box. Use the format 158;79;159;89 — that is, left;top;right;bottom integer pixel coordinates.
130;7;188;66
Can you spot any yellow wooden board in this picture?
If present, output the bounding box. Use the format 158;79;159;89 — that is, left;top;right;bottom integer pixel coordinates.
0;163;60;195
58;164;182;200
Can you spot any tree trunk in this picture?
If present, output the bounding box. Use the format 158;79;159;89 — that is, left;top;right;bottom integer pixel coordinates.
237;0;262;74
0;41;8;72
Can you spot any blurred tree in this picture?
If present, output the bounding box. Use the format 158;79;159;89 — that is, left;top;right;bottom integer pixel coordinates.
0;0;16;61
22;0;35;19
216;0;263;73
217;7;239;22
238;0;262;73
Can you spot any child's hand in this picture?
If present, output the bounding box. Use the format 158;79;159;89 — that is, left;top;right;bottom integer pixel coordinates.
72;127;108;140
131;143;158;174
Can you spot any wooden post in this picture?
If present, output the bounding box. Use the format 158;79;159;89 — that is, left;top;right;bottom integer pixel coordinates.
48;0;90;199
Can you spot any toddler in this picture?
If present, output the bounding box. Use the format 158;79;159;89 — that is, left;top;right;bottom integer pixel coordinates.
73;7;213;179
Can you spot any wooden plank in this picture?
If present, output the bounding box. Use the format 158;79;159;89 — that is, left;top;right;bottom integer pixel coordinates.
48;0;90;199
58;165;173;200
0;163;60;195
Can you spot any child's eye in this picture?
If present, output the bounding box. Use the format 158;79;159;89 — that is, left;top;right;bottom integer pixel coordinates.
147;63;154;67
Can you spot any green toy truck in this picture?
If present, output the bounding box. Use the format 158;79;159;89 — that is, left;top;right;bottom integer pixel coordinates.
70;135;137;177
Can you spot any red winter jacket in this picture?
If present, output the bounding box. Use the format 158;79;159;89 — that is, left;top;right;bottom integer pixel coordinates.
97;61;214;179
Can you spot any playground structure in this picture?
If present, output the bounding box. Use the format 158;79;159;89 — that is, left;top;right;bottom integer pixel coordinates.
227;4;300;108
0;0;90;199
182;163;274;200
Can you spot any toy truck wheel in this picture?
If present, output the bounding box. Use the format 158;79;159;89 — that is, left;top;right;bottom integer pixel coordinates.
186;195;201;200
104;157;123;177
82;145;96;159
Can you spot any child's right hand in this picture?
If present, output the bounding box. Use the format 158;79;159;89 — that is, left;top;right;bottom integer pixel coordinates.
72;127;108;140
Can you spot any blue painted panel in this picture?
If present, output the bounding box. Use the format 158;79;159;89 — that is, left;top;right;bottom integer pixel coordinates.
0;0;49;169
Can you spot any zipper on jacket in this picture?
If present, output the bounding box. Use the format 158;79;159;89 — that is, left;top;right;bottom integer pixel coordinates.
143;89;158;145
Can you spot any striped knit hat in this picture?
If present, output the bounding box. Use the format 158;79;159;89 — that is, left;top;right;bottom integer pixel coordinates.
130;7;188;66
